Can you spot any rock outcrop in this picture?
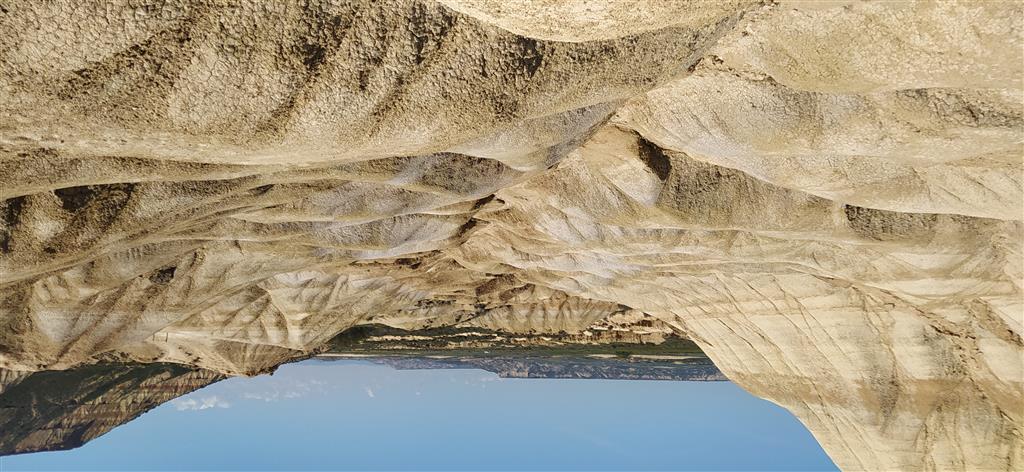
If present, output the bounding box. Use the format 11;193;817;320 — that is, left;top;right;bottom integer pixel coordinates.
0;364;222;455
0;1;1021;470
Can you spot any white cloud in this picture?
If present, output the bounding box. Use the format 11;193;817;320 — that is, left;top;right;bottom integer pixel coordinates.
243;391;280;402
173;395;231;411
240;380;325;403
364;387;375;398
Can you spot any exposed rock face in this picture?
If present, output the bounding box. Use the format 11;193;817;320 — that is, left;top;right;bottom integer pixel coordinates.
0;1;1021;470
0;364;222;455
0;0;747;374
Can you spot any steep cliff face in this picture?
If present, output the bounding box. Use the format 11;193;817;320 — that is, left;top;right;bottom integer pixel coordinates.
0;364;222;455
0;0;752;374
0;1;1021;470
455;124;1022;471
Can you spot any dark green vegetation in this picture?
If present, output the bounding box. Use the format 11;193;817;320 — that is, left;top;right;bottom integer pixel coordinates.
323;324;707;358
339;354;727;382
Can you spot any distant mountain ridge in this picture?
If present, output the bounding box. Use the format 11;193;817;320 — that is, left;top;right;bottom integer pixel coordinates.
356;355;727;382
0;364;222;456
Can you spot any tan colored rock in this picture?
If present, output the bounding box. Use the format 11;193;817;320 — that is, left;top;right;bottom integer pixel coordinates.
726;0;1024;92
0;1;1021;470
454;128;1023;471
437;0;762;42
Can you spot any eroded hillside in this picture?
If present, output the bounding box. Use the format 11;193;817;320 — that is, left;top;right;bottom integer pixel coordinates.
1;1;1021;470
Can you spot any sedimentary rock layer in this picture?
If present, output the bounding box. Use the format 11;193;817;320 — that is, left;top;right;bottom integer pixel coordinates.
1;1;1021;470
0;364;222;455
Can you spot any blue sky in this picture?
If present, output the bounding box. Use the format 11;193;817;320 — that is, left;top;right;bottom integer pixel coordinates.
2;359;836;471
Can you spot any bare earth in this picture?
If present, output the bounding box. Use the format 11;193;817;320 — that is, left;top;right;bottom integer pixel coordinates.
0;1;1021;470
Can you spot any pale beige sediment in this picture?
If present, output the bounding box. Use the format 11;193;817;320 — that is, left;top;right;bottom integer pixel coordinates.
0;1;1021;470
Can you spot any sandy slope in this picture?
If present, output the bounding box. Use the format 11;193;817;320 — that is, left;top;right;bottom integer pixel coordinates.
0;1;1021;470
